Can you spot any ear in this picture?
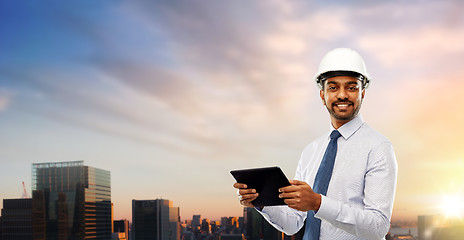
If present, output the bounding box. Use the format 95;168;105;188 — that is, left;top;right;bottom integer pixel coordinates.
320;89;326;106
361;88;365;99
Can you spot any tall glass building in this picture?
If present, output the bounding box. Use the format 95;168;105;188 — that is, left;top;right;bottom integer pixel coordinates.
31;161;111;240
1;198;33;240
132;199;181;240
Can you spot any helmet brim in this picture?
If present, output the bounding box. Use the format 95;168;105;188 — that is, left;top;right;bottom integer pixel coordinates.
315;70;370;89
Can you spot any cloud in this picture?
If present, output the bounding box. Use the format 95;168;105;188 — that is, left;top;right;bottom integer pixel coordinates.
76;1;329;151
22;1;325;165
359;27;464;69
4;0;464;220
0;88;13;112
376;70;464;220
352;1;464;72
6;0;464;164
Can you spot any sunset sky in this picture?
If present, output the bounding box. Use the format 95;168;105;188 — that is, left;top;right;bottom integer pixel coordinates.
1;0;464;222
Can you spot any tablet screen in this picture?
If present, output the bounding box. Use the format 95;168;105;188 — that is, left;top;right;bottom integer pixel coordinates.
230;166;291;207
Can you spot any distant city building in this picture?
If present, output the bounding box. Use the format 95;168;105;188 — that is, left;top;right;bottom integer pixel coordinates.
191;215;201;239
31;160;112;240
201;219;211;234
418;214;464;240
181;220;191;232
132;198;180;240
218;233;244;240
1;198;33;240
221;217;240;234
210;220;220;235
113;219;129;240
243;207;284;240
238;217;244;234
112;232;127;240
418;215;435;240
192;215;201;233
433;224;464;240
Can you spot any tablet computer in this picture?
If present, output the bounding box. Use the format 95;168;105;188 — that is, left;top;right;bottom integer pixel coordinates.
230;166;291;207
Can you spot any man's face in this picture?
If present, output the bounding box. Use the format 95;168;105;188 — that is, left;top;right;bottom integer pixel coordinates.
320;76;365;128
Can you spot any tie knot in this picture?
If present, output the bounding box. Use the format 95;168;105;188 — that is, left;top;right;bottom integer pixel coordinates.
330;130;341;140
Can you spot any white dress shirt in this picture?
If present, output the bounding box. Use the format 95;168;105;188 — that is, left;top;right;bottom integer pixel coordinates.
258;115;398;240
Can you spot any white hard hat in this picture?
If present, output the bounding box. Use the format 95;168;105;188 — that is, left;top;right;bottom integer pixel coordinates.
314;48;371;89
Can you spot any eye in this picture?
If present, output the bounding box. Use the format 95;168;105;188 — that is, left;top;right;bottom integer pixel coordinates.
327;86;338;91
347;86;359;91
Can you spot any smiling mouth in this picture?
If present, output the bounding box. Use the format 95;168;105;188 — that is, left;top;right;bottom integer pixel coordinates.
333;102;353;108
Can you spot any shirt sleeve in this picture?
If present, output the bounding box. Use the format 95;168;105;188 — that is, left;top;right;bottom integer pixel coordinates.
315;142;398;239
257;205;306;235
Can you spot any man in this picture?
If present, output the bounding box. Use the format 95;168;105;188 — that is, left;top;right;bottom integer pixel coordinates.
234;48;397;240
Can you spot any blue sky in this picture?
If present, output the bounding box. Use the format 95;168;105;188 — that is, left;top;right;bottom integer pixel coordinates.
2;0;464;221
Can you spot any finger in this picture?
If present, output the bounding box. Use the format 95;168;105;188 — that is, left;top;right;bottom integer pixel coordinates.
240;195;258;206
241;193;259;201
279;192;299;199
279;185;299;193
239;188;256;195
289;180;306;185
240;199;255;207
233;183;248;189
243;193;259;202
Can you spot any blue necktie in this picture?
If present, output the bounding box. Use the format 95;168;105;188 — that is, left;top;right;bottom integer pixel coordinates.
303;130;342;240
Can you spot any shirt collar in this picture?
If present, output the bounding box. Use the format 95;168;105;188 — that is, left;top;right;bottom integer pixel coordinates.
329;115;365;140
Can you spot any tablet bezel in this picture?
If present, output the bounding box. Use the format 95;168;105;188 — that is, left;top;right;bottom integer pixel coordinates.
230;166;291;207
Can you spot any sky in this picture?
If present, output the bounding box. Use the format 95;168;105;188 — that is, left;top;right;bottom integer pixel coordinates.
1;0;464;222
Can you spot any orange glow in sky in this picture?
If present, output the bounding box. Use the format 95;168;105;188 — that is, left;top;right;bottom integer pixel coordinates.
2;0;464;222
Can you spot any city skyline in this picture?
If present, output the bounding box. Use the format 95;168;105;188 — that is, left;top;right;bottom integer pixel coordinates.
2;0;464;222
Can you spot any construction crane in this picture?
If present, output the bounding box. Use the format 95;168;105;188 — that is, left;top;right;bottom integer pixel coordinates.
21;181;29;198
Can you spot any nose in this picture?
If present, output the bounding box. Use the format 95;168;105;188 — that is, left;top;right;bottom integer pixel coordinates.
337;87;348;100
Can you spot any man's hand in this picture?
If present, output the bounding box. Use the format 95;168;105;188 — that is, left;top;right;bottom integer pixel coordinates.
278;180;321;212
233;183;259;208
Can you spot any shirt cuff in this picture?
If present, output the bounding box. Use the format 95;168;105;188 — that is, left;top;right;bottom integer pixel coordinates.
314;195;341;221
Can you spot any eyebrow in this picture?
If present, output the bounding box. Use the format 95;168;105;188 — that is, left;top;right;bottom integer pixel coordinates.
327;81;359;85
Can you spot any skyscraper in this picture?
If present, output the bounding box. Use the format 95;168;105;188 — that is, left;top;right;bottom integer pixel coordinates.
132;199;180;240
201;219;211;234
191;214;201;238
31;160;111;240
243;207;284;240
191;215;201;233
418;215;434;240
1;198;33;240
113;219;129;240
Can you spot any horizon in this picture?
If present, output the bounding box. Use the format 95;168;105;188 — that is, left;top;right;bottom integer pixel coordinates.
2;0;464;223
